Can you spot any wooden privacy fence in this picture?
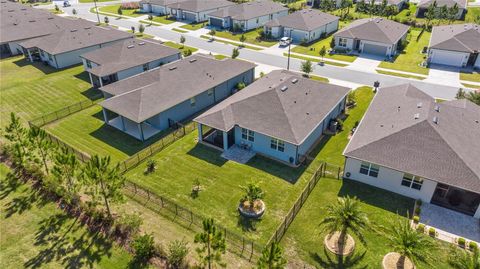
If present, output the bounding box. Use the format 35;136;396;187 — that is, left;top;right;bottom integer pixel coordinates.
124;181;263;262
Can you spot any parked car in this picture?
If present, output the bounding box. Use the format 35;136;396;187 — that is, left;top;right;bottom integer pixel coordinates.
279;37;291;46
63;1;71;7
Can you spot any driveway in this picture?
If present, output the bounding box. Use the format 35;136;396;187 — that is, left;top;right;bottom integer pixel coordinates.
425;64;462;87
348;54;383;72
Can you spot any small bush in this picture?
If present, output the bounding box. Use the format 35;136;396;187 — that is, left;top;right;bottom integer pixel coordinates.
236;82;246;90
132;233;156;261
182;49;192;57
167;239;189;268
428;227;436;237
414;206;421;216
469;241;478;251
144;159;157;174
413;215;420;224
416;199;422;206
457;237;466;247
115;212;142;237
416;223;425;233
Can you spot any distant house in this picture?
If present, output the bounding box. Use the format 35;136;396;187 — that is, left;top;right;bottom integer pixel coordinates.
18;22;133;69
207;1;288;32
139;0;188;15
360;0;407;11
333;18;409;57
343;84;480;218
99;55;256;141
427;24;480;68
264;9;339;43
80;39;181;87
194;70;350;166
416;0;467;20
167;0;235;23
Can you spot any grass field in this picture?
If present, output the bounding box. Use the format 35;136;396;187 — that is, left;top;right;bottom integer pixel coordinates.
201;36;263;51
378;29;430;75
215;29;278;47
0;164;133;268
283;53;349;67
99;5;143;17
291;35;357;63
127;30;154;39
376;69;426;80
149;15;175;25
460;70;480;83
163;41;199;53
179;21;207;31
172;28;188;33
0;56;96;129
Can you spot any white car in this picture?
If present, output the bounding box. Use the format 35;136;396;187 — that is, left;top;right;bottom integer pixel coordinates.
279;37;291;46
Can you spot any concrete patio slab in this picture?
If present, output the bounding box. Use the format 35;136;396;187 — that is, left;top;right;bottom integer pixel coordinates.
221;145;256;164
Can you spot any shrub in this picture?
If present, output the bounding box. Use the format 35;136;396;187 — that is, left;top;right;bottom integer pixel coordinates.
413;215;420;224
145;159;156;174
115;213;142;237
138;24;145;34
469;241;478;251
132;233;156;261
416;223;425;233
406;10;411;16
236;82;246;90
428;227;436;237
167;239;189;268
148;14;153;21
457;237;466;247
183;49;192;57
414;206;421;216
117;6;123;15
416;199;423;206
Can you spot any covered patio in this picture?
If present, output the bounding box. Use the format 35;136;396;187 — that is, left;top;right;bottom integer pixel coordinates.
431;183;480;217
102;109;161;141
197;123;234;151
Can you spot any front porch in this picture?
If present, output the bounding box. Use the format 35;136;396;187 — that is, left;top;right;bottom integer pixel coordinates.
103;109;161;141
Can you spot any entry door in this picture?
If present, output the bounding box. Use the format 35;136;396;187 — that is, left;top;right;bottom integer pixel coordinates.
227;129;235;148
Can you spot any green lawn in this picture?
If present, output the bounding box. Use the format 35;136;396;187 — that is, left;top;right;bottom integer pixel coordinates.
291;35;357;63
98;5;143;17
378;29;430;75
201;35;263;51
283;53;349;67
0;164;133;268
127;30;154;39
215;29;278;47
462;83;480;89
163;41;198;53
309;75;329;83
79;0;113;3
0;56;97;129
214;54;229;60
376;69;426;80
150;15;175;25
172;28;189;33
460;70;480;83
179;21;207;31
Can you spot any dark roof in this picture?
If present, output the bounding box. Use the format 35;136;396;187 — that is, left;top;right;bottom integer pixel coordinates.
344;84;480;193
418;0;467;9
265;9;338;32
334;18;409;44
195;70;350;145
100;54;256;123
18;21;133;55
207;1;287;20
81;39;180;77
167;0;235;12
429;24;480;53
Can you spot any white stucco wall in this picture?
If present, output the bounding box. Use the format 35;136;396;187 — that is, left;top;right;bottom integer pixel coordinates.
8;42;24;55
343;157;437;203
334;36;354;50
152;5;166;14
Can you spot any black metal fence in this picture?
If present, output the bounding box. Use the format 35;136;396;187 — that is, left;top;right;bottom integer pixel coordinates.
124;181;263;262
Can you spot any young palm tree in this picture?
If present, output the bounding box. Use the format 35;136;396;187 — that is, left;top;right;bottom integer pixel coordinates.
257;242;287;269
448;246;479;269
386;216;436;267
319;196;370;250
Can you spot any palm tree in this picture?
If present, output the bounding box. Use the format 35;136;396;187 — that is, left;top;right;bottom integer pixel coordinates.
448;247;480;269
319;196;370;252
386;216;436;267
257;242;287;269
241;182;264;210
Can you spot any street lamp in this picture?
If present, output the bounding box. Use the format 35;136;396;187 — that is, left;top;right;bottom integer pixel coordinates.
93;0;100;25
286;30;292;70
373;80;380;92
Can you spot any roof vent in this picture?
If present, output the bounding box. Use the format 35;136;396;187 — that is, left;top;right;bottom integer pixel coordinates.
397;106;401;112
138;42;146;45
280;85;288;92
291;78;298;84
84;27;91;30
169;66;177;71
189;59;197;63
127;45;135;49
417;102;422;108
70;29;77;32
434;105;440;112
433;116;439;124
414;113;419;119
28;19;36;22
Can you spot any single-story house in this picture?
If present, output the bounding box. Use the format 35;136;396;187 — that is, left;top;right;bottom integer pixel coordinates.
207;0;288;32
18;21;133;69
333;18;409;57
427;24;480;68
167;0;235;23
194;70;350;166
264;9;339;43
80;39;181;87
361;0;406;10
0;1;94;56
416;0;467;20
99;54;256;141
343;83;480;218
139;0;188;15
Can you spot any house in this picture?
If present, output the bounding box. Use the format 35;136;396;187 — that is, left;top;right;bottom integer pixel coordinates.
427;24;480;68
0;1;94;56
194;70;350;166
18;21;133;69
207;0;288;32
307;0;342;8
333;18;409;57
343;84;480;218
167;0;235;23
264;9;339;43
416;0;467;20
139;0;188;15
99;54;256;141
80;39;181;87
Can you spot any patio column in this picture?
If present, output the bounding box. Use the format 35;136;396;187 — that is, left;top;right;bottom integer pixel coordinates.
138;123;145;141
198;124;203;142
222;131;228;151
102;108;108;124
27;49;33;62
120;116;126;131
475;206;480;219
99;77;104;87
88;72;94;87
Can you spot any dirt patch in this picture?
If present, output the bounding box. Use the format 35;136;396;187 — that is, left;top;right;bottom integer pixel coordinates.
324;231;355;256
382;252;415;269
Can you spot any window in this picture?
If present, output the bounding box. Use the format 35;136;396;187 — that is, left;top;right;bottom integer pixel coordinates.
241;128;254;142
48;53;53;61
339;38;347;47
86;60;92;69
207;88;214;96
270;138;285;152
359;161;379;177
256;18;259;24
190;97;196;106
143;63;149;71
401;174;423;190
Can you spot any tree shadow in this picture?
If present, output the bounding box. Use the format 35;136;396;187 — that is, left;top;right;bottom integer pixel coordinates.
246;155;306;184
3;182;49;218
0;171;22;200
310;247;367;269
237;214;261;232
187;144;228;167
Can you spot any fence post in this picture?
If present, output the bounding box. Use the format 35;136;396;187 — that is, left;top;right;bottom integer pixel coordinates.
175;204;178;216
338;167;341;179
134;183;137;194
249;242;254;261
160;196;164;207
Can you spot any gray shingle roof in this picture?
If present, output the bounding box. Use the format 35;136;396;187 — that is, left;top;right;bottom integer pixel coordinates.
334;18;409;44
18;21;133;55
429;24;480;53
80;39;180;77
167;0;235;12
418;0;467;9
207;1;287;21
195;70;350;145
100;54;256;123
344;84;480;193
265;9;338;32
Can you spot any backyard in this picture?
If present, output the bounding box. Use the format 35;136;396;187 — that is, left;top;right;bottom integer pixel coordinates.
214;28;278;47
378;28;430;75
0;56;96;129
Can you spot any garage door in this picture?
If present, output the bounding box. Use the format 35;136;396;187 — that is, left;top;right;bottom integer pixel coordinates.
184;12;197;22
209;17;223;28
430;50;465;67
363;43;388;56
